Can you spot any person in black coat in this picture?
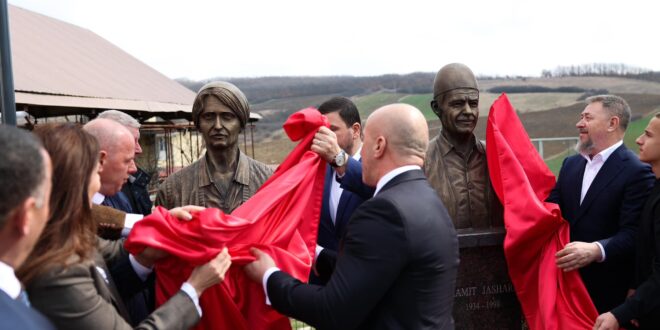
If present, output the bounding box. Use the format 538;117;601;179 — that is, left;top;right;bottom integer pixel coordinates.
594;113;660;330
245;103;459;330
548;95;654;313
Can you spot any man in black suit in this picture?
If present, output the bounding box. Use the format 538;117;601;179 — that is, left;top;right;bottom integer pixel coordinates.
594;113;660;330
245;103;459;329
0;125;54;329
548;95;654;313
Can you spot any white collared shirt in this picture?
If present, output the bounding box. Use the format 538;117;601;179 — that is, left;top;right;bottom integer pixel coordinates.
329;147;362;224
374;165;422;196
580;140;622;204
579;140;622;262
0;261;21;299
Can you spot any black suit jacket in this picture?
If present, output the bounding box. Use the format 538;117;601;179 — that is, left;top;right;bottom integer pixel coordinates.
0;289;54;330
547;144;654;312
611;179;660;329
268;169;459;330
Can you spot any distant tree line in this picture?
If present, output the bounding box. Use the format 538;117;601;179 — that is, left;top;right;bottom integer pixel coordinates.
488;86;589;94
541;63;653;78
177;72;435;104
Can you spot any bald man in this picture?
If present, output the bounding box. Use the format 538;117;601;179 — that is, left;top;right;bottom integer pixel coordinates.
83;118;136;199
245;104;459;329
83;119;141;240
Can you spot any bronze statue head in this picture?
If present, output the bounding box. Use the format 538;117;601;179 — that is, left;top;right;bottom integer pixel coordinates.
192;81;250;130
192;81;250;151
430;63;480;138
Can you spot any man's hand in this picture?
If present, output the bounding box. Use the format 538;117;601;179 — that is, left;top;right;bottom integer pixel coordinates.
311;127;342;163
169;205;205;221
556;241;602;272
593;312;619;330
187;247;232;297
244;247;276;283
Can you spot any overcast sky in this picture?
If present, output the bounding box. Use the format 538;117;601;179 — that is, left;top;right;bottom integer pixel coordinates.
7;0;660;80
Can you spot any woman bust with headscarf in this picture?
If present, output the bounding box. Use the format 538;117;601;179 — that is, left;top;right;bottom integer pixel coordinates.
155;81;273;213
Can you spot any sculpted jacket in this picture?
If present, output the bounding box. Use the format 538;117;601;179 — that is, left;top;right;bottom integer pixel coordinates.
155;150;273;213
424;131;503;229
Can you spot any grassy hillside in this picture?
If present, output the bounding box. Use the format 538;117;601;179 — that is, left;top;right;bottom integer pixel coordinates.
246;76;660;165
353;92;406;118
399;94;435;119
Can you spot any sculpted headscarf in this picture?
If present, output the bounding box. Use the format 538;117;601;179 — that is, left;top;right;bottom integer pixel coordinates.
192;81;250;129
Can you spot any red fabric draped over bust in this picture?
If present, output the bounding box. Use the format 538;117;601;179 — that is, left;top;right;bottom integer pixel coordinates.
486;94;598;329
125;108;328;330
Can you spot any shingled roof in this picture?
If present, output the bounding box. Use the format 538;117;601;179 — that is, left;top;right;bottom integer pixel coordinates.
9;4;196;120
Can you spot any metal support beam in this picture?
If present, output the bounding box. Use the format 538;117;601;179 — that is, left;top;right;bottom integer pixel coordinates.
0;0;16;125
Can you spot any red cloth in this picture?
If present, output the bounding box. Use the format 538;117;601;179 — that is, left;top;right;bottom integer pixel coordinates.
125;107;328;330
486;94;598;330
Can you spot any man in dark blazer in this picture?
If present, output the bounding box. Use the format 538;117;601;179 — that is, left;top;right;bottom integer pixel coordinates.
0;125;54;329
245;103;459;330
309;97;374;284
548;95;654;313
594;113;660;330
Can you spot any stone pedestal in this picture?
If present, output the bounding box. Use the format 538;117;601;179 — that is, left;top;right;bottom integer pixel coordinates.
453;228;526;329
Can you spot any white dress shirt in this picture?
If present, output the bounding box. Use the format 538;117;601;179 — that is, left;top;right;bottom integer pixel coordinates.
0;261;21;299
580;140;622;204
579;140;622;262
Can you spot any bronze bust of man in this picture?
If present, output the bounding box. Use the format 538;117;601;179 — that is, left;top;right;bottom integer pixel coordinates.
424;63;502;230
155;81;273;213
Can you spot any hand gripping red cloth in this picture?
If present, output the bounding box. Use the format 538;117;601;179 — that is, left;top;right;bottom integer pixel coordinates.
125;107;328;330
486;94;598;330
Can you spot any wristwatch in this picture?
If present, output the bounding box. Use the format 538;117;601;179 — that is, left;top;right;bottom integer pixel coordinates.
331;150;347;168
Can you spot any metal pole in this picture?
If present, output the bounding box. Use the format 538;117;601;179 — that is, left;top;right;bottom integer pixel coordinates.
0;0;16;125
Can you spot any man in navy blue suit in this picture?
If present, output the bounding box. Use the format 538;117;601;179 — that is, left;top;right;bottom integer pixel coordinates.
548;95;654;313
308;97;372;284
0;125;54;329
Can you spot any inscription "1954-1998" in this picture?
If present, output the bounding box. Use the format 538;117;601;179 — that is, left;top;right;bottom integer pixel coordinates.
454;283;515;298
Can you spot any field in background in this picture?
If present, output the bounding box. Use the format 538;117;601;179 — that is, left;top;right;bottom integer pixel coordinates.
248;76;660;166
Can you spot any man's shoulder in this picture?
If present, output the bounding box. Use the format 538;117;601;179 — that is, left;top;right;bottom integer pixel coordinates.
0;290;54;329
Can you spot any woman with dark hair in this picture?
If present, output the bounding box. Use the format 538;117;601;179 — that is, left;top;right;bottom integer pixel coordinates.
17;123;231;330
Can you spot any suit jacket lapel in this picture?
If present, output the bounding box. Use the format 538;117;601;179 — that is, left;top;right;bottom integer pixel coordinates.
335;190;353;234
92;253;132;323
577;145;626;220
561;157;587;223
321;166;335;230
